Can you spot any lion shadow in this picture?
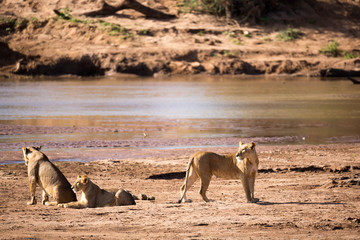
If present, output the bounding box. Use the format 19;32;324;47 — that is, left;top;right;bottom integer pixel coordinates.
256;201;344;206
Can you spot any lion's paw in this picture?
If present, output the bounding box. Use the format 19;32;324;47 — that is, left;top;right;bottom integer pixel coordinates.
179;199;193;203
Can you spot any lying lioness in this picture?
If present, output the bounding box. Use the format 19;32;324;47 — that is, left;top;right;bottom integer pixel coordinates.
179;141;259;203
22;146;77;205
58;175;136;208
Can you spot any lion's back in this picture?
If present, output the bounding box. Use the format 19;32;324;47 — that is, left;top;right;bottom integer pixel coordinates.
193;151;224;165
30;156;76;203
38;160;72;187
192;152;239;178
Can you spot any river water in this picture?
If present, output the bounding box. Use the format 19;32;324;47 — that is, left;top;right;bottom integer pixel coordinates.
1;75;359;146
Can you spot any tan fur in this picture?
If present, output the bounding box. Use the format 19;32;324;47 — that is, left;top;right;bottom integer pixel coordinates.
22;146;77;206
58;175;136;208
179;141;259;203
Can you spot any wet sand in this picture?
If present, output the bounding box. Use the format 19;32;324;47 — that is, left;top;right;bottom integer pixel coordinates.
1;139;359;239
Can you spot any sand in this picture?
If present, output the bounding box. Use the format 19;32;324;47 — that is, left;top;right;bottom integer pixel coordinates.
1;141;359;239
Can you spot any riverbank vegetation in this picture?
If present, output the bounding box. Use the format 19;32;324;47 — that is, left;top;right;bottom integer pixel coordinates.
0;0;359;77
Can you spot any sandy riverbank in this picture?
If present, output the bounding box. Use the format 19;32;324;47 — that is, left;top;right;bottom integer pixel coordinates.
0;142;359;239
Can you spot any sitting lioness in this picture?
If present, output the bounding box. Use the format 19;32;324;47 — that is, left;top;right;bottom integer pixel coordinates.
179;141;259;203
22;146;77;205
58;175;136;208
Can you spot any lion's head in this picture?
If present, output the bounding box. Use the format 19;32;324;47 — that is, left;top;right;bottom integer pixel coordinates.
235;142;256;164
22;146;42;166
72;175;89;192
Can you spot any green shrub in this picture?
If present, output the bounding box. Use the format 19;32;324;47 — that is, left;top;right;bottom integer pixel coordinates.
276;26;302;41
223;50;238;58
223;31;236;38
243;31;252;38
178;0;284;23
320;41;340;57
262;35;271;42
178;0;200;13
344;51;359;59
200;0;228;16
56;8;72;20
137;28;151;36
0;17;28;32
197;30;205;36
231;38;242;45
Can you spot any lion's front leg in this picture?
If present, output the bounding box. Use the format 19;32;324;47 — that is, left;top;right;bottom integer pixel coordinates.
27;176;37;205
199;175;212;202
241;176;253;203
248;176;259;203
58;201;86;209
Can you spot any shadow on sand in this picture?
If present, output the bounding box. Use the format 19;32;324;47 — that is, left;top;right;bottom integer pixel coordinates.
256;201;344;206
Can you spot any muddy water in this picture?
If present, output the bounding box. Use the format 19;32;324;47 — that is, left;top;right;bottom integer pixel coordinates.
1;76;360;147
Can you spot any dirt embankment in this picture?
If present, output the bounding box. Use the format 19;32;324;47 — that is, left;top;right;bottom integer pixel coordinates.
0;0;360;77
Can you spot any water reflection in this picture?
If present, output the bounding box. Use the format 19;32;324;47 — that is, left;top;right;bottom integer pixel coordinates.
0;76;359;145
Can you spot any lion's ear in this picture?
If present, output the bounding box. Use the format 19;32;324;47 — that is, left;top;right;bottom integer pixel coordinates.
248;142;256;150
33;146;41;151
82;175;88;183
26;147;31;154
239;141;243;146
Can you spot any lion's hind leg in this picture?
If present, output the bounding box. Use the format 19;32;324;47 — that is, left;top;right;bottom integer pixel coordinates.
116;189;136;206
43;186;58;206
43;188;59;206
42;190;49;205
45;185;76;206
179;167;198;203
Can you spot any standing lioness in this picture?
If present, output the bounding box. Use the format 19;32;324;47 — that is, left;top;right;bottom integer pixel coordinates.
179;141;259;203
22;146;77;205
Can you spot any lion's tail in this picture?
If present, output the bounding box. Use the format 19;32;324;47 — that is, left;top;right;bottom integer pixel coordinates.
178;156;194;203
